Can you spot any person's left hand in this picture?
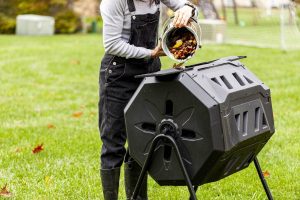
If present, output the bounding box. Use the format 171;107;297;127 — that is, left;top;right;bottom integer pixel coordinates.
173;5;193;28
151;40;166;58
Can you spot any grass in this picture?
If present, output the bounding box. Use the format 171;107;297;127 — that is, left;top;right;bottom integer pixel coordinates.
214;7;300;49
0;34;299;199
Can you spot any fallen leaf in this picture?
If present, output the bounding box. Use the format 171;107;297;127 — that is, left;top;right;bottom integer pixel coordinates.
80;105;86;109
263;170;270;177
0;184;12;197
32;144;44;154
44;176;52;186
15;148;22;153
47;124;55;129
89;111;96;116
70;60;80;65
173;62;185;69
72;111;83;118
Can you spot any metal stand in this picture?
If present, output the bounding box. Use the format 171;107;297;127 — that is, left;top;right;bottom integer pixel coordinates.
130;134;273;200
130;134;197;200
254;157;274;200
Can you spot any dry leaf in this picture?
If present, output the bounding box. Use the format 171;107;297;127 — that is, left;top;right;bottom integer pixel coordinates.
44;176;52;186
0;184;12;197
263;170;270;177
47;124;55;129
80;105;86;109
173;62;185;69
70;60;80;65
72;111;83;118
89;111;96;116
15;148;22;153
32;144;44;154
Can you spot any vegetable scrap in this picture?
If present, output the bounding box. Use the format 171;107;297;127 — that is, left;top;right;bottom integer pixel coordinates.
168;28;197;60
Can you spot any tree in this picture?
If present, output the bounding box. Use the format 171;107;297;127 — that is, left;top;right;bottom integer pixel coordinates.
198;0;220;19
232;0;239;25
221;0;227;20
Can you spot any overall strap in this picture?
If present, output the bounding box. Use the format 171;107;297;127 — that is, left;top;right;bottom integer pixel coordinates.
127;0;136;12
127;0;160;13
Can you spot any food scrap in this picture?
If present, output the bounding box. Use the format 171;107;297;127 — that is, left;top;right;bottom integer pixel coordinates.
168;28;197;60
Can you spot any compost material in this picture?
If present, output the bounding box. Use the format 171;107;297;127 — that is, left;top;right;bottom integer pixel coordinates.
168;28;197;60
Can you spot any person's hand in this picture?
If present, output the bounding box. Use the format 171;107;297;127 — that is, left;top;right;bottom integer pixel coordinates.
173;5;194;28
151;40;166;58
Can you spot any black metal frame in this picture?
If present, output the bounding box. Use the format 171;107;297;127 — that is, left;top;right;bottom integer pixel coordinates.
130;134;274;200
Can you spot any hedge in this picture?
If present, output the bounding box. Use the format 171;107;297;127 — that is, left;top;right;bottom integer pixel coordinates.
0;0;82;34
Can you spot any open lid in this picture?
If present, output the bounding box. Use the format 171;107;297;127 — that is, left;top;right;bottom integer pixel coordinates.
135;68;186;80
135;56;247;80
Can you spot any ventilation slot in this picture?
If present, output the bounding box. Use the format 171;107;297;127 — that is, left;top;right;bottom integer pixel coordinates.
163;145;172;162
211;77;221;86
220;75;233;89
232;73;245;86
165;100;173;116
243;75;254;84
262;113;268;128
242;111;248;136
235;114;241;131
141;123;156;132
255;107;260;131
181;129;196;139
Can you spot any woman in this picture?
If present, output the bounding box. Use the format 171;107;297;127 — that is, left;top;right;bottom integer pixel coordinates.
99;0;197;199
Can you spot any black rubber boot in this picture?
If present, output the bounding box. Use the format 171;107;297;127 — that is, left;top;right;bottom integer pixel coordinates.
124;160;148;200
101;168;120;200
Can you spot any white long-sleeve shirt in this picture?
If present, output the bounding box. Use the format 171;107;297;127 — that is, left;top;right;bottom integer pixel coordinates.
100;0;192;59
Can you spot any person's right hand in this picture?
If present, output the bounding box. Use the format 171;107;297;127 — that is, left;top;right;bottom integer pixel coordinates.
151;40;166;58
173;5;194;28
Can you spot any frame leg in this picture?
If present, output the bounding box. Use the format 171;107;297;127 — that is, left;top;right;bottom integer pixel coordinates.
167;135;197;200
130;135;162;200
254;157;273;200
131;134;197;200
189;186;198;200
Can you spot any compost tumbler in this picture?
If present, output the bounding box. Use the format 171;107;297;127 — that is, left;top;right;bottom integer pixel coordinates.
124;56;275;199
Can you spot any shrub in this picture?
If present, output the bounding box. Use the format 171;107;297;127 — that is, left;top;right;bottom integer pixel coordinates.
55;10;82;34
83;16;102;33
0;14;16;34
0;0;82;34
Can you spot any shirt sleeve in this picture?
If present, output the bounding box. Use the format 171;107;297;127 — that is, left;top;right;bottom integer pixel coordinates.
161;0;199;18
100;0;152;59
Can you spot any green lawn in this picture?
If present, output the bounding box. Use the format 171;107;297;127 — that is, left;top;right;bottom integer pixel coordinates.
0;34;299;199
216;7;300;50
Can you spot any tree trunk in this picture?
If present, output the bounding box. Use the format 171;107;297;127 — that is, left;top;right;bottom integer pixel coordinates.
232;0;239;25
220;0;226;20
199;0;220;19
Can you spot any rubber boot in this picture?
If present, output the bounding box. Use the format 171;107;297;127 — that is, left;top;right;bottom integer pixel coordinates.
125;160;148;200
101;168;120;200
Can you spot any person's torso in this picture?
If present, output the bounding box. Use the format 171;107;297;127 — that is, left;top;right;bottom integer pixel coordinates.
121;0;160;42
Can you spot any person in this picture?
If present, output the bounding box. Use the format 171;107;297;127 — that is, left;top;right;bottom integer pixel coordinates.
99;0;197;199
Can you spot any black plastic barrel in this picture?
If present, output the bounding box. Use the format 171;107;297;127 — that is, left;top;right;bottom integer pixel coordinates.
124;56;275;186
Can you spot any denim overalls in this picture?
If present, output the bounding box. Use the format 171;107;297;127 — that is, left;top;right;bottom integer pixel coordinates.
99;0;161;170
